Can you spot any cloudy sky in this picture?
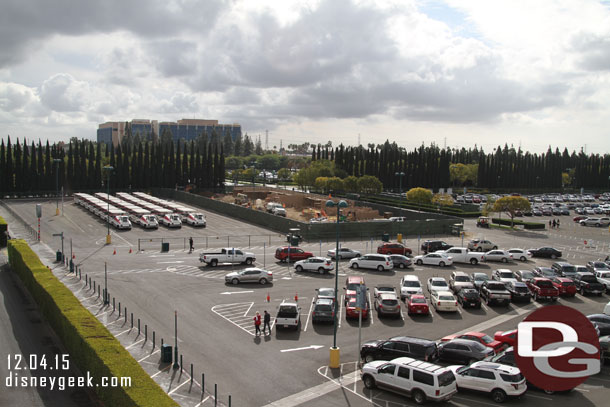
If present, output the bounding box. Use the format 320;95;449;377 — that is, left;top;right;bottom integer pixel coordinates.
1;0;610;154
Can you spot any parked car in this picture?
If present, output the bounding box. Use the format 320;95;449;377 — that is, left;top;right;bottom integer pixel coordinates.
431;291;459;312
405;294;430;315
327;247;360;259
294;257;334;274
374;292;401;318
586;261;610;273
533;267;559;278
421;240;453;254
484;250;513;263
572;272;605;296
390;254;412;269
491;269;518;284
377;243;412;256
361;357;457;404
441;332;503;352
315;287;335;302
588;314;610;336
594;270;610;293
275;247;313;262
413;253;453;267
507;249;532;262
493;330;517;347
400;275;424;300
468;239;498;252
580;217;608;227
184;212;206;227
427;277;450;293
455;288;482;308
549;276;577;297
374;285;396;298
224;267;273;285
551;262;577;279
449;271;474;293
439;247;484;265
349;254;394;271
479;281;511;306
505;281;532;302
345;293;370;319
448;362;527;403
485;347;516;367
345;276;366;300
438;339;495;365
275;301;300;330
311;298;335;324
200;247;256;267
514;269;536;282
526;277;559;301
360;336;440;364
528;247;562;259
471;272;490;290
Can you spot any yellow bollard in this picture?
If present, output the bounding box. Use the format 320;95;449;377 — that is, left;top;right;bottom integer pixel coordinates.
106;234;112;245
329;347;340;368
397;233;402;243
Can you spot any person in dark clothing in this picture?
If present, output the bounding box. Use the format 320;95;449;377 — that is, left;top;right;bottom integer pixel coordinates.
253;311;261;336
189;237;194;253
552;219;556;228
263;310;271;335
549;220;552;229
556;219;560;228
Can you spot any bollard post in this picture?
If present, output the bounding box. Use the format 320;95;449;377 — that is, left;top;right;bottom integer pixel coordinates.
180;354;183;370
190;364;193;383
93;280;96;292
229;395;231;407
215;383;217;407
161;338;164;347
124;307;127;323
113;297;115;312
98;285;100;298
138;318;140;335
119;302;121;317
202;374;204;394
153;331;155;348
131;313;133;328
145;325;147;341
249;235;251;247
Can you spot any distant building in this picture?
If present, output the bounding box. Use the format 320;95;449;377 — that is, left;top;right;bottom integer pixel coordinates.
97;118;242;147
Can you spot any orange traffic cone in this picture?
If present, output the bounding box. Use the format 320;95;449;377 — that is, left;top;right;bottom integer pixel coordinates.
266;293;270;302
294;292;298;302
72;254;75;259
113;249;116;255
129;248;132;254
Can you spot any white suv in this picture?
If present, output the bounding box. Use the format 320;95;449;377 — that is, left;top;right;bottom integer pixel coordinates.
448;362;526;403
400;275;423;300
349;254;393;271
294;257;334;274
361;357;457;404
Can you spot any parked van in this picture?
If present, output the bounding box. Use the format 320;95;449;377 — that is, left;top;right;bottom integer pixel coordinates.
109;214;132;230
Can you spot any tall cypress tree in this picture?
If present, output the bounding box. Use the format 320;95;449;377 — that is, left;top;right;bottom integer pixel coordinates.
30;141;37;191
22;140;30;191
37;140;44;190
0;140;5;193
175;141;182;186
67;141;74;192
79;140;87;189
95;142;102;189
14;139;22;192
189;141;195;184
87;141;95;190
44;140;51;189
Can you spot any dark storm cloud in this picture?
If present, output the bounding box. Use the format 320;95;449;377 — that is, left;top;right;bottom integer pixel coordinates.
0;0;224;67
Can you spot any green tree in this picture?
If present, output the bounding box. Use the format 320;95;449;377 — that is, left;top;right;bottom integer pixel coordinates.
343;175;359;192
257;154;280;171
406;187;433;205
492;196;531;227
223;131;234;156
314;176;329;193
277;168;292;188
357;175;383;194
327;176;344;193
432;193;454;206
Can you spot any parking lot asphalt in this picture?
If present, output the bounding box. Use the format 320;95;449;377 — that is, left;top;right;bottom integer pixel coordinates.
1;197;610;407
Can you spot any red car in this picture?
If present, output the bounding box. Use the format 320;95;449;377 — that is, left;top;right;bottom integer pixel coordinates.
494;329;517;347
549;276;577;297
377;243;412;256
573;215;587;222
345;294;370;319
405;294;430;315
275;247;313;262
345;276;366;300
441;331;504;352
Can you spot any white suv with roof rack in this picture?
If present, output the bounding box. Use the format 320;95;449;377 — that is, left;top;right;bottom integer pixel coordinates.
361;356;457;404
448;361;526;403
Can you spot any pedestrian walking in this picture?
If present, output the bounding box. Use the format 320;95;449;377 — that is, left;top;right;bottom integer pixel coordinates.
189;237;194;253
263;310;271;335
253;311;262;336
552;219;556;229
556;219;560;228
549;220;552;229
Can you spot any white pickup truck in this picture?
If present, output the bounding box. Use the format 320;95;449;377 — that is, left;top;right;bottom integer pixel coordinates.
595;270;610;293
199;248;256;267
436;247;485;265
275;301;301;330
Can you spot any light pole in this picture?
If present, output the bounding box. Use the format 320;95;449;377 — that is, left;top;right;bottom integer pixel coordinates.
103;166;114;245
395;171;405;218
54;158;62;216
326;199;348;369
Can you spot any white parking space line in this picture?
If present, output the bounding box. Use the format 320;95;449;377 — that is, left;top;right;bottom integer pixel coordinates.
368;292;374;325
137;349;160;363
244;302;253;316
304;299;314;332
125;338;145;349
481;303;489;312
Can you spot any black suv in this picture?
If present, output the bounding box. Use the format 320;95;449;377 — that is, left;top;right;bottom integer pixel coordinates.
551;262;577;279
572;272;604;296
360;336;439;364
421;240;453;254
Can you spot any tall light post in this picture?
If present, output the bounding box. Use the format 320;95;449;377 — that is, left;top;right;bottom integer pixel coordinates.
395;171;405;218
326;198;348;369
54;158;62;216
103;165;114;245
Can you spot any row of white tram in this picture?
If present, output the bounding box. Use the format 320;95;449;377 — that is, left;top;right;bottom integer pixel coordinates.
73;192;207;230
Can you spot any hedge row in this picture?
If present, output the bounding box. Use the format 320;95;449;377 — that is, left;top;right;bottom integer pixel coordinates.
491;217;546;230
7;240;177;407
0;216;6;247
358;196;481;218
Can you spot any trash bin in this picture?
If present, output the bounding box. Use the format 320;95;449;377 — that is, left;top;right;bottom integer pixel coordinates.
290;236;300;246
161;344;172;363
56;251;62;262
382;233;390;242
69;259;74;273
161;242;170;252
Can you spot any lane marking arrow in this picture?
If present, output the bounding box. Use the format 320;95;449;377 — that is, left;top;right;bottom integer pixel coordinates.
220;290;255;295
281;345;324;353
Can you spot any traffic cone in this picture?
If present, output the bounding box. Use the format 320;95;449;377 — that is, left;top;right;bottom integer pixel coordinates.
266;293;270;302
129;248;132;254
113;249;116;255
72;254;75;259
294;292;298;302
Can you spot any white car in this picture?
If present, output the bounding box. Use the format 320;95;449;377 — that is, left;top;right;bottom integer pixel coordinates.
294;257;334;274
184;212;206;227
491;269;518;285
507;248;532;262
595;271;610;293
349;254;393;271
431;291;459;312
327;247;361;259
160;213;182;228
448;362;527;403
427;277;450;293
272;207;287;217
400;275;423;300
483;250;513;263
413;253;453;267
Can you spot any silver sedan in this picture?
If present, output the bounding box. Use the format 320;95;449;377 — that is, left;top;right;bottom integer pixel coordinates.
327;247;361;259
